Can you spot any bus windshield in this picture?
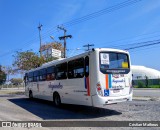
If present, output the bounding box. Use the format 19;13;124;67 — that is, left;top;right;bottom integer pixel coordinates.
100;52;130;74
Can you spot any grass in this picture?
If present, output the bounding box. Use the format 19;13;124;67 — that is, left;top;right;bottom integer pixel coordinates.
148;85;160;88
134;85;160;88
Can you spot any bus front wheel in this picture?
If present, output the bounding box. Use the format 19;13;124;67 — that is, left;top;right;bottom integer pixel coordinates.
53;93;61;107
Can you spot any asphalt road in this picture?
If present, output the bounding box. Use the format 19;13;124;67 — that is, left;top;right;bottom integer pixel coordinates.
133;88;160;98
0;90;159;130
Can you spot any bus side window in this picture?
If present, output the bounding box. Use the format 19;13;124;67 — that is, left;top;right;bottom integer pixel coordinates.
56;63;67;80
74;58;84;78
39;69;46;81
28;72;33;82
85;56;89;77
47;66;55;80
68;58;84;79
33;71;39;82
68;60;74;79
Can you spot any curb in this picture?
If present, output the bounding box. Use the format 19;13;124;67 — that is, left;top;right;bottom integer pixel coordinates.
133;88;160;90
133;97;160;101
133;97;151;101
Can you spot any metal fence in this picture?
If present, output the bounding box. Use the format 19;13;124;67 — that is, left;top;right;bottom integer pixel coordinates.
133;78;160;88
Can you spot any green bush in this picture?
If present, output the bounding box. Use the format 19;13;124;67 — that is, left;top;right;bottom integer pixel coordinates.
137;81;145;88
134;85;138;88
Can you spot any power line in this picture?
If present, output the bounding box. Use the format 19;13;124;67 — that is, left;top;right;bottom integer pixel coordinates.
0;0;143;58
40;0;143;41
40;0;143;44
63;0;142;27
21;0;143;46
95;39;160;54
129;44;160;54
101;31;160;48
125;40;160;50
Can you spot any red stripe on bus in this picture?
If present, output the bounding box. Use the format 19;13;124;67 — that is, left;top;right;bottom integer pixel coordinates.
106;74;109;89
86;77;90;96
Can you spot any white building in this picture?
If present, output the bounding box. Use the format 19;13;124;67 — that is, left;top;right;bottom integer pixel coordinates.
42;47;62;59
131;65;160;80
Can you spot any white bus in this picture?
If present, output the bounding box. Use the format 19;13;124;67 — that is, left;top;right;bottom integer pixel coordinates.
24;48;133;108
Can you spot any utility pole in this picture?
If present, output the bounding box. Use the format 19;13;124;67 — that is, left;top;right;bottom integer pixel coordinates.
57;25;72;58
38;23;43;57
83;44;94;51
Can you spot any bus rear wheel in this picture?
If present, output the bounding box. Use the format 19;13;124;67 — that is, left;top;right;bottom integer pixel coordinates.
29;91;33;99
53;93;61;107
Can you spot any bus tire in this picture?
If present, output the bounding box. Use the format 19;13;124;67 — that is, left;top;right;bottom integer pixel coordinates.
29;91;33;99
53;92;61;107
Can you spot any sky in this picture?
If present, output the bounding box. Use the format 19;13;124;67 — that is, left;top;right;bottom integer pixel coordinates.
0;0;160;73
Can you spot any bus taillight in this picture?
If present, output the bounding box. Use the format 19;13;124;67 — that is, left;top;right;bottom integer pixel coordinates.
96;82;103;96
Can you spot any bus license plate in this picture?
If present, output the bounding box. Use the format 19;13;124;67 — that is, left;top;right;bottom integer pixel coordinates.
113;89;120;93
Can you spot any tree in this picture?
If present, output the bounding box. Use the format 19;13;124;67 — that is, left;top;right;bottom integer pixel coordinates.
0;65;6;85
13;50;45;71
137;81;145;88
10;78;23;86
2;66;15;83
45;57;58;62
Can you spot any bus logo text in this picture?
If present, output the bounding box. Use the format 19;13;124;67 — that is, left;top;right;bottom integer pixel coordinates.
112;79;125;83
48;83;63;89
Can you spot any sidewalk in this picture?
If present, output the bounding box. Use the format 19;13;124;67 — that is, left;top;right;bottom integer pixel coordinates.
0;87;25;90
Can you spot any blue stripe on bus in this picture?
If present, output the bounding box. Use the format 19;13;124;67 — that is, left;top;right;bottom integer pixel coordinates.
84;78;87;89
109;74;112;88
